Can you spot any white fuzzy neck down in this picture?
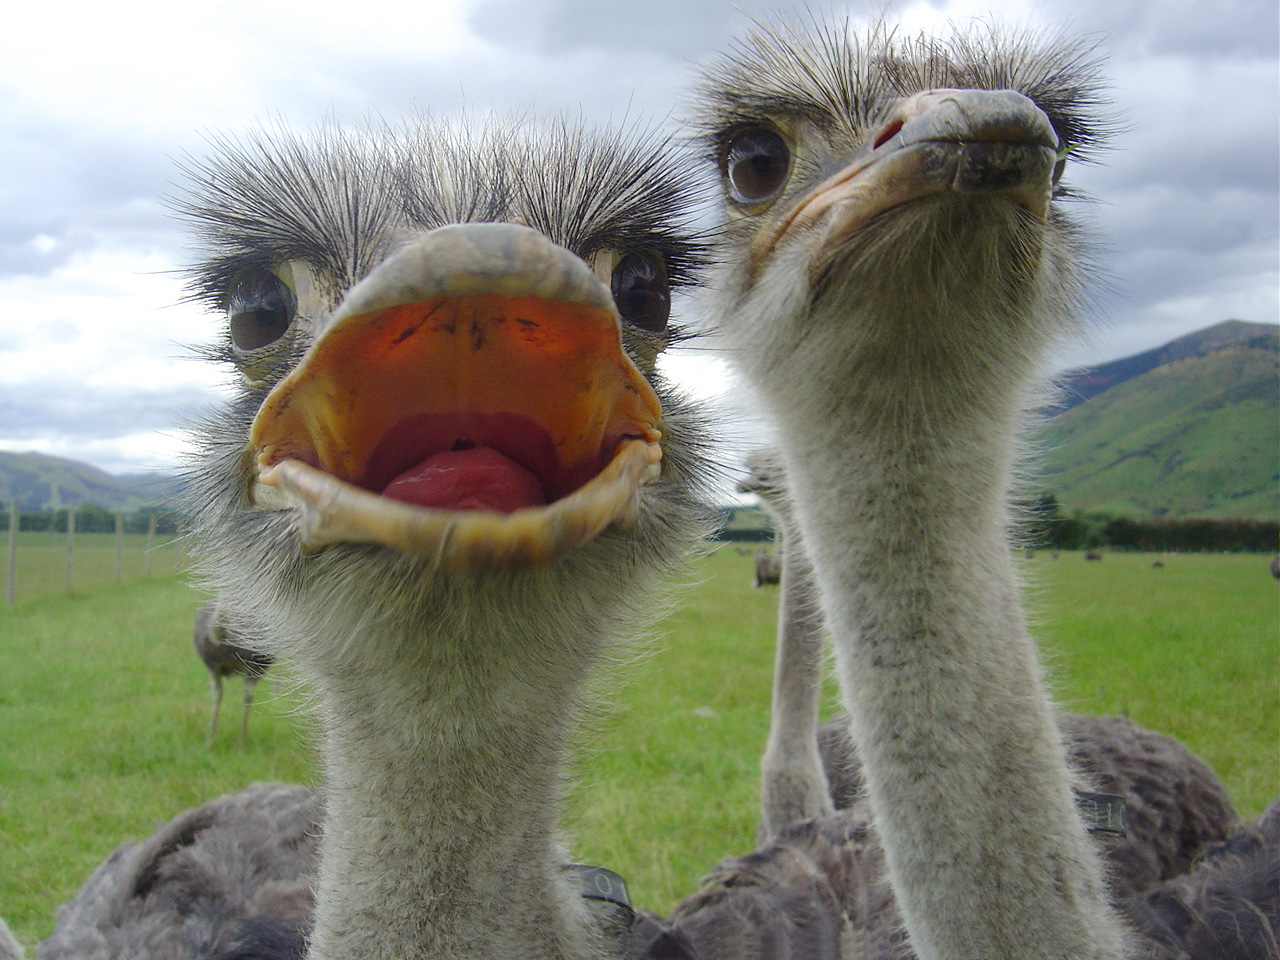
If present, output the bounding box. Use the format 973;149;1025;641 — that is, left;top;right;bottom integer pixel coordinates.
255;564;645;960
760;506;834;838
307;662;605;960
192;377;711;960
715;217;1132;960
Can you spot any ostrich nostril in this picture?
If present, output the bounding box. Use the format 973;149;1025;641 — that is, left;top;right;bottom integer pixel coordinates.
873;119;904;149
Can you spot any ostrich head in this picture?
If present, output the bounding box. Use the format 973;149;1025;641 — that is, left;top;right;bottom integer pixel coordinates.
174;115;715;960
178;116;713;674
692;19;1112;443
737;446;787;506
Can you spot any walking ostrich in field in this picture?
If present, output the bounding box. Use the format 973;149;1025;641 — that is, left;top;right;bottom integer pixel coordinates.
691;18;1133;960
193;598;274;746
753;546;783;586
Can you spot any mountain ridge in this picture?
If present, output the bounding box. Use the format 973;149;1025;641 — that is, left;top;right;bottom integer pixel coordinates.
3;320;1276;519
1053;319;1275;413
0;450;182;512
1039;323;1278;520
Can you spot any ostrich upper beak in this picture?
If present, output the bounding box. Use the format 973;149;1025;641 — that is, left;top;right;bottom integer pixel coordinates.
757;88;1062;280
249;223;663;569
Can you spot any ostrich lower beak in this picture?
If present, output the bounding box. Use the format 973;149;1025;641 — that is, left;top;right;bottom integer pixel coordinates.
249;223;664;569
758;88;1061;280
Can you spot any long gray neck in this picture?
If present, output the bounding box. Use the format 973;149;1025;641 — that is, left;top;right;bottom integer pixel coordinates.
749;296;1129;960
299;617;612;960
760;509;833;837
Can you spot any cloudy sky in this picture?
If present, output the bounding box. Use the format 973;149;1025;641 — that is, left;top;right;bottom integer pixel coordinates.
0;0;1276;477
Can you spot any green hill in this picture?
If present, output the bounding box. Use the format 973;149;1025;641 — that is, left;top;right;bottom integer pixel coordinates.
1053;319;1273;412
1039;330;1279;520
0;451;181;512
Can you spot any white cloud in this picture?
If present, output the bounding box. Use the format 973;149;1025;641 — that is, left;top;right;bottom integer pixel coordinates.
0;0;1274;477
0;0;479;129
0;249;220;386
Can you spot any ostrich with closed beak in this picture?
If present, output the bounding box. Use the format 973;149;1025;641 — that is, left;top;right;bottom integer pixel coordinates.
692;18;1130;960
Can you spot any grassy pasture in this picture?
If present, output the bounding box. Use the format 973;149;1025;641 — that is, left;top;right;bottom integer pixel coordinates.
4;531;188;602
1;546;1276;951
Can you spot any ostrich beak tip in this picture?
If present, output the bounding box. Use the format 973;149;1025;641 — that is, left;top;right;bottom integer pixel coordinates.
254;438;662;569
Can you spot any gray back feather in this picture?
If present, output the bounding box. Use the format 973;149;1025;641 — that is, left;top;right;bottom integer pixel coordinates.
38;784;320;960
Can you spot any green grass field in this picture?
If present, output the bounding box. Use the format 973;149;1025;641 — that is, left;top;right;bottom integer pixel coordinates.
1;546;1277;950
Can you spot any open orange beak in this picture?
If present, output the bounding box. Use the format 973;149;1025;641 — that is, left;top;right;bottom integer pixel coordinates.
249;223;663;570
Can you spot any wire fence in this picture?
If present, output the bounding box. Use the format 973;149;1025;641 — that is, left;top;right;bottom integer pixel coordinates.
4;501;189;605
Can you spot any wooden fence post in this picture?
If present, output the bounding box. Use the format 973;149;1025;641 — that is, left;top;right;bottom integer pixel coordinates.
6;500;16;606
114;511;124;583
145;515;156;579
65;508;75;594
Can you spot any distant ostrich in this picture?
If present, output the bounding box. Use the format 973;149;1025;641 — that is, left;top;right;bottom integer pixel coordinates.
193;599;274;747
752;547;782;587
1088;549;1105;561
39;113;716;960
691;17;1133;959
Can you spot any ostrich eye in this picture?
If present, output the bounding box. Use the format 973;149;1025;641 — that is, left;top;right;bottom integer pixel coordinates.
611;251;670;335
724;128;790;203
1052;145;1069;186
228;274;296;352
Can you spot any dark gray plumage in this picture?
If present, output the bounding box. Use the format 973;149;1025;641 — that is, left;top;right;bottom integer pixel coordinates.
1063;713;1240;901
44;777;1266;960
1125;800;1279;960
656;798;1279;960
193;600;274;747
631;714;1251;960
37;783;320;960
816;714;1241;900
630;813;877;960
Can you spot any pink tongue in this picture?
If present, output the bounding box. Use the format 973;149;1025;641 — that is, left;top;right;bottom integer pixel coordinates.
382;447;547;512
